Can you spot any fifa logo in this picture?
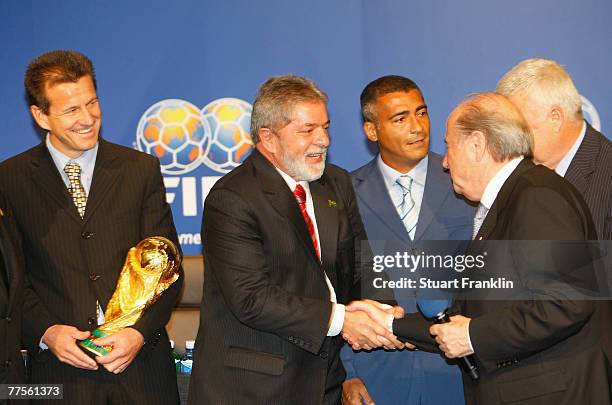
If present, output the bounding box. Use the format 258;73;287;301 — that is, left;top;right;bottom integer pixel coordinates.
136;98;253;175
135;98;254;248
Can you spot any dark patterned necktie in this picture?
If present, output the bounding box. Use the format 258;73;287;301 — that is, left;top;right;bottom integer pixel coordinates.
64;162;87;218
293;184;320;259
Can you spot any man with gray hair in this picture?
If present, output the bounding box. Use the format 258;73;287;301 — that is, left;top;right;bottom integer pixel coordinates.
497;58;612;241
188;75;402;404
376;93;612;404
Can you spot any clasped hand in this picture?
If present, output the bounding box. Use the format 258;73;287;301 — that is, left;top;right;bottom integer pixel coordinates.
341;300;411;351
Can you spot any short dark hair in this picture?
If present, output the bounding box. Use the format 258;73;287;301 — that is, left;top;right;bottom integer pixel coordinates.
24;50;97;114
360;75;421;123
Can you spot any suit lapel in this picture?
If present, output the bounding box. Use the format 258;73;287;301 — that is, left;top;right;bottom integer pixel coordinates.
353;159;412;246
29;143;83;224
83;139;121;223
252;150;320;265
474;159;534;241
564;123;599;194
310;176;339;275
415;154;449;241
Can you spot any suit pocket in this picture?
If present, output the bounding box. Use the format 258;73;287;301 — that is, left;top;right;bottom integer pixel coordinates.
498;369;567;403
224;346;286;376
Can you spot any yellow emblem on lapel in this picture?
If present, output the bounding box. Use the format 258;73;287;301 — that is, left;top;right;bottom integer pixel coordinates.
0;208;4;217
328;200;337;208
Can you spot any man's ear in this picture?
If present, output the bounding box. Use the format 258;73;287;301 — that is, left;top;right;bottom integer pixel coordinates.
257;128;277;154
363;121;378;142
549;106;564;133
470;130;487;162
30;105;51;131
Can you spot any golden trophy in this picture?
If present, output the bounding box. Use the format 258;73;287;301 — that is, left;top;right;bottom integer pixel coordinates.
78;236;181;356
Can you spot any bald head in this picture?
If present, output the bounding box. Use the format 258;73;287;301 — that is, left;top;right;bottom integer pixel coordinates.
443;93;533;202
450;93;533;161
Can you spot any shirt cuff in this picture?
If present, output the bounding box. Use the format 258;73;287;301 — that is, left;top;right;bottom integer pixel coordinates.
379;303;394;333
327;303;345;336
467;322;475;354
39;337;48;351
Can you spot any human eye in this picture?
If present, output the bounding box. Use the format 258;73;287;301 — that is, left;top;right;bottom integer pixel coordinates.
62;107;79;116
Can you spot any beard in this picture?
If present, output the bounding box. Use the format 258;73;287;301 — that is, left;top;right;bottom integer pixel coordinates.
278;146;327;182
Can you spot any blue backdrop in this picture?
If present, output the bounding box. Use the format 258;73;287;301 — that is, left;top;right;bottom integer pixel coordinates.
2;0;610;254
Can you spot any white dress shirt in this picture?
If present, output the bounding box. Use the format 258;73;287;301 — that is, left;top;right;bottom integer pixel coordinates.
275;168;345;336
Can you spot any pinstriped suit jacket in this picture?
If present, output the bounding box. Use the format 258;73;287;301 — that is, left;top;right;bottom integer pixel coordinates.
188;149;367;405
0;193;26;384
0;139;183;403
564;123;612;241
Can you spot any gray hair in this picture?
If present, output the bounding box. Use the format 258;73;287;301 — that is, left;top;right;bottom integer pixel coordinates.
453;93;533;162
250;75;328;143
496;58;583;121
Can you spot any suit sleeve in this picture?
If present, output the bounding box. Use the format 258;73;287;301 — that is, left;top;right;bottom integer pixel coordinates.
203;186;332;355
131;157;184;341
0;193;58;353
469;186;596;372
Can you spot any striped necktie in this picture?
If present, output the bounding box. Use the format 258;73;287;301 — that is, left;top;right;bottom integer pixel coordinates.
395;175;418;239
293;184;321;260
472;203;489;239
64;162;87;218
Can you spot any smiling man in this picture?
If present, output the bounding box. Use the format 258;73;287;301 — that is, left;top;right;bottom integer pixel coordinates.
340;75;473;405
187;75;402;405
0;50;182;404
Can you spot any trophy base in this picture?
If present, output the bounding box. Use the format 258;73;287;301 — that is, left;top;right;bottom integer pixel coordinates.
78;329;113;357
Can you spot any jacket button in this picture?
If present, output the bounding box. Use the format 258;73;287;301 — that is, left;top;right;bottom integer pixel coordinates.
81;231;94;239
5;317;11;323
89;273;101;281
320;351;328;359
87;317;96;326
5;360;11;367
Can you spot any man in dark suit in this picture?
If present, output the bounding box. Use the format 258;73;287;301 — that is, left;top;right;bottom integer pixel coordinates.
497;58;612;241
0;50;182;404
341;75;473;405
382;93;612;404
0;194;27;386
187;75;403;405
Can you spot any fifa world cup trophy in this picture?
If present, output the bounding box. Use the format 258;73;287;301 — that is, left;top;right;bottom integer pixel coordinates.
78;236;181;356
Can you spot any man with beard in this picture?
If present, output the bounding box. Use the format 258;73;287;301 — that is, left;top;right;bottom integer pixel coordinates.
187;75;403;405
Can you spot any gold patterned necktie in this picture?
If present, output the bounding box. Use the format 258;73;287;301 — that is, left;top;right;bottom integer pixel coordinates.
64;162;87;218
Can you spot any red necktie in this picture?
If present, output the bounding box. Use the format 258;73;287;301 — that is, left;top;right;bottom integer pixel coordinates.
293;184;320;259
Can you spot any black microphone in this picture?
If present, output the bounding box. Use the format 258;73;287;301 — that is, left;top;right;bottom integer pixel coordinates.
418;299;479;380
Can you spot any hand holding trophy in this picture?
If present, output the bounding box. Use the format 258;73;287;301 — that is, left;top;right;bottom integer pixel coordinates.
78;236;181;356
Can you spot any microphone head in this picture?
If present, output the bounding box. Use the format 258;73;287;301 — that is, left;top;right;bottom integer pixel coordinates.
417;298;451;319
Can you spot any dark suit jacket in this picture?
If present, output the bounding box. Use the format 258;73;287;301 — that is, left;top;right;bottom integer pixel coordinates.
0;194;26;385
394;160;612;405
340;153;473;404
565;123;612;240
0;139;183;404
187;149;367;405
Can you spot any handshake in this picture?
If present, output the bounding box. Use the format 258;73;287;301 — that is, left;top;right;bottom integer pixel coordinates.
340;300;414;351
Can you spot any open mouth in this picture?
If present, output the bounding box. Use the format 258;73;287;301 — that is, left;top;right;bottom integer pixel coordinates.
71;126;96;136
407;138;424;146
306;151;327;161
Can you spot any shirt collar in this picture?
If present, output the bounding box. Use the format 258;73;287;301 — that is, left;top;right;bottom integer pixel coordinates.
377;154;428;190
480;156;524;210
274;166;311;194
45;133;99;179
555;121;586;177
